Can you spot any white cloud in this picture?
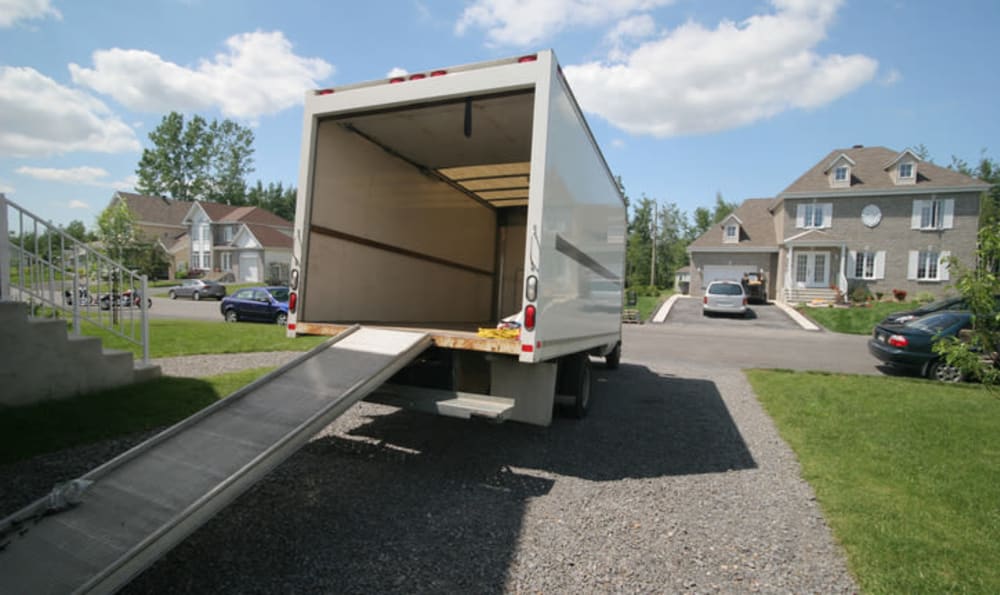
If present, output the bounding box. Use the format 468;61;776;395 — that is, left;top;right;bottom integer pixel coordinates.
387;67;409;78
0;66;140;157
0;0;61;28
68;199;90;209
15;165;137;189
880;68;902;86
605;14;657;61
456;0;673;47
610;138;626;149
69;30;334;120
564;0;878;137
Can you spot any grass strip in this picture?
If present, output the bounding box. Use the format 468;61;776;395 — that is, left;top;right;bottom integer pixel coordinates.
797;302;912;334
0;367;273;465
748;369;1000;593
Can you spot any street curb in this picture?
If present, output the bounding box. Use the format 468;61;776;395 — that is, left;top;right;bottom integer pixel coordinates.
772;300;821;331
651;294;685;323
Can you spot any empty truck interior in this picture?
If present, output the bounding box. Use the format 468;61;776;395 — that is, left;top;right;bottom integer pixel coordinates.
293;58;624;424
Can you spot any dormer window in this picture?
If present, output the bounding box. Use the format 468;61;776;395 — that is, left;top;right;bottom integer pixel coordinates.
825;153;855;188
899;162;913;179
724;223;739;243
885;149;920;185
834;166;848;182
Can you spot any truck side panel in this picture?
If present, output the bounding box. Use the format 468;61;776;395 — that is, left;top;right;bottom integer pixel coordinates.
302;121;496;323
520;65;625;362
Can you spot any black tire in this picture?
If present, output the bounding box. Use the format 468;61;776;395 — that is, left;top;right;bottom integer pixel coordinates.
169;290;177;300
275;312;288;326
558;354;592;419
224;309;239;323
193;291;201;301
928;359;963;383
605;342;621;370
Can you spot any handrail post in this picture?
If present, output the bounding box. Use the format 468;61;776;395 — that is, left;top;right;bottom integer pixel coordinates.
141;274;150;365
0;194;9;301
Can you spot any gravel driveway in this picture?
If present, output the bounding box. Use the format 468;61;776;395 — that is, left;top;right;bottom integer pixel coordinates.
1;339;857;592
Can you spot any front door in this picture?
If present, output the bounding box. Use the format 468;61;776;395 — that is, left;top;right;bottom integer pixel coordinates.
794;252;829;288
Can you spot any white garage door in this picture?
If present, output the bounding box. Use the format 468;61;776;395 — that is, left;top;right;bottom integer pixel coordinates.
239;254;260;283
701;265;748;287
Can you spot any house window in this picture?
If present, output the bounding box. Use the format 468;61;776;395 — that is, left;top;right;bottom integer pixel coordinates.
912;198;954;230
855;251;875;279
221;252;232;271
724;224;738;243
224;226;234;242
917;250;939;280
899;163;913;179
797;203;831;229
834;166;848;182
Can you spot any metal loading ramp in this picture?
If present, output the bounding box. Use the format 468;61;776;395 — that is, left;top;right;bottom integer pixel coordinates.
0;326;431;594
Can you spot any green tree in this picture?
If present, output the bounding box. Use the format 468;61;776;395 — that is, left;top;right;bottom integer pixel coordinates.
691;206;713;238
96;200;138;263
63;220;90;243
246;180;297;221
136;112;254;203
626;196;655;289
950;150;1000;224
711;192;738;224
934;221;1000;385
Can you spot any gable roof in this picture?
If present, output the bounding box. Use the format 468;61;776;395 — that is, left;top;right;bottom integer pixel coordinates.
113;192;190;227
780;146;989;198
233;223;293;249
688;198;778;252
184;200;292;228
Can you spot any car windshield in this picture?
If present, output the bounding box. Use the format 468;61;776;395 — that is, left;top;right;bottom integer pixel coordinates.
909;312;963;333
268;287;290;302
916;297;962;313
708;283;742;296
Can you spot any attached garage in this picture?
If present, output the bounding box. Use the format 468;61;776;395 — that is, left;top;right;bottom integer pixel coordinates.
701;265;749;287
239;253;260;283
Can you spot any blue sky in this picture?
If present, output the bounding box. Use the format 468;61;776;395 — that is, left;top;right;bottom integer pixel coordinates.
2;0;999;229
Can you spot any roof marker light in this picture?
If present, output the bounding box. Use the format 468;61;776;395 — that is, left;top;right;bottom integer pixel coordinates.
430;70;447;77
409;73;426;81
518;55;538;63
316;89;334;95
389;77;406;84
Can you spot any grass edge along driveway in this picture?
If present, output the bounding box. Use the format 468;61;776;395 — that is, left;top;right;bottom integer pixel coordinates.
748;369;999;594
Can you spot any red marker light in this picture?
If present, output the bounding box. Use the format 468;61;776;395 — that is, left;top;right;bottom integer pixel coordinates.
316;89;334;95
524;305;536;330
430;70;447;77
289;292;297;313
409;73;426;81
518;55;538;63
390;77;405;84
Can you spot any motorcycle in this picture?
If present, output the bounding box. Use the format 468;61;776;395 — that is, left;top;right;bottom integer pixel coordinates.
99;289;152;310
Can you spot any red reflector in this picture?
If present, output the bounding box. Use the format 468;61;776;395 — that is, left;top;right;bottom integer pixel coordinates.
743;297;748;305
287;323;296;331
289;292;297;313
703;296;708;304
430;70;447;77
521;344;534;353
518;55;538;63
390;77;405;84
409;73;426;80
524;305;536;330
888;334;908;348
316;89;334;95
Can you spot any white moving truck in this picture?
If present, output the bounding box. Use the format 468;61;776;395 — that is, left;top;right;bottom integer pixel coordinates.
288;50;625;426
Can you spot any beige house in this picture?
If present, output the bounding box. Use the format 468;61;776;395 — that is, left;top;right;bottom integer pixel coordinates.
108;192;293;282
688;146;990;303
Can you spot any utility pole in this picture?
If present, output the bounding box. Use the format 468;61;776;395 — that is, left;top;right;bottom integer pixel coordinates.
649;201;657;287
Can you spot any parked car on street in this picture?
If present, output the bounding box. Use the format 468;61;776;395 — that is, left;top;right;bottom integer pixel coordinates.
703;280;749;317
168;279;227;301
879;295;999;325
220;286;290;325
868;311;972;382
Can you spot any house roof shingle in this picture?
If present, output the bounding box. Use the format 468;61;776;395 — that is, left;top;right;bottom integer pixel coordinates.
688;198;778;251
780;146;989;197
242;224;293;249
114;191;191;227
189;200;292;227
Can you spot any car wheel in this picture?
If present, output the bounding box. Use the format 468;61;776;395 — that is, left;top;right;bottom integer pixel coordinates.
928;359;963;383
169;290;176;300
193;291;201;301
224;309;239;323
275;312;288;326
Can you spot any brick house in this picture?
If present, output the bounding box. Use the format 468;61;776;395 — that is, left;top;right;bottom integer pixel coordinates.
688;146;990;303
108;192;293;282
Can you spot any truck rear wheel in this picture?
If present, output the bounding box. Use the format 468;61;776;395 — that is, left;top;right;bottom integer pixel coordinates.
557;354;592;418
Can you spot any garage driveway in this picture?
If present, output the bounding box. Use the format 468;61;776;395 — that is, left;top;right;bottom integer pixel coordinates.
663;295;801;330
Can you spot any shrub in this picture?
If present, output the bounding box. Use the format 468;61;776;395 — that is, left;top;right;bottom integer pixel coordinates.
915;291;935;304
875;291;884;301
851;285;871;304
892;288;907;302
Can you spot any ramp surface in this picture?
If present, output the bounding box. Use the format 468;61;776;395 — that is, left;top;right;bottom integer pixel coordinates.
0;327;430;594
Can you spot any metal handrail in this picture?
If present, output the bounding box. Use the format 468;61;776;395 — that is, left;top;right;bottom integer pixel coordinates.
1;194;150;364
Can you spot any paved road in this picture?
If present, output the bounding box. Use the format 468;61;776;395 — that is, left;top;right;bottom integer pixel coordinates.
665;295;801;330
149;296;225;321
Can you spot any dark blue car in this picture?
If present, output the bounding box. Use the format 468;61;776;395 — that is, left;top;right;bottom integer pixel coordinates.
220;286;289;325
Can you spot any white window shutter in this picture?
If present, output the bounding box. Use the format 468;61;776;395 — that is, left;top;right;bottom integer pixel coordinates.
846;251;857;279
822;203;833;228
911;200;923;229
875;251;886;279
907;251;918;279
796;204;806;228
939;251;951;280
942;199;955;229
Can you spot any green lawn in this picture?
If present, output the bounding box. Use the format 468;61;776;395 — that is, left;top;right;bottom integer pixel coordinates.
748;369;1000;594
80;319;327;358
0;367;273;465
633;290;674;322
797;301;914;334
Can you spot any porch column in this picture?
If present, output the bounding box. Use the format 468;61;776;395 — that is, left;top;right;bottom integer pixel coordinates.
0;195;9;301
784;246;794;302
838;244;848;298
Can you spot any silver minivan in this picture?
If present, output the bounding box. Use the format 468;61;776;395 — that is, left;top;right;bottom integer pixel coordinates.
703;280;748;317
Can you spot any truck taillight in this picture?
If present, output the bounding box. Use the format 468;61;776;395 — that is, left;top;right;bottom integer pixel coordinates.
524;305;536;330
289;292;297;313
